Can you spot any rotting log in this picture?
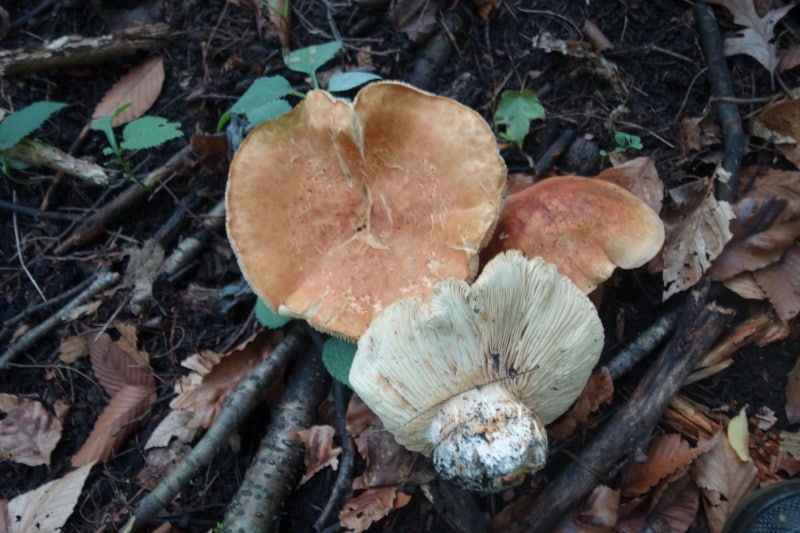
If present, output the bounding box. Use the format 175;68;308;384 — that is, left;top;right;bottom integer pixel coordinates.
223;337;331;532
502;285;734;532
0;23;170;76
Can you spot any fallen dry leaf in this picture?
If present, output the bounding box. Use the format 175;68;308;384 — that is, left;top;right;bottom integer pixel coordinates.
779;45;800;73
4;462;95;533
91;56;165;126
691;430;758;533
123;239;166;315
352;422;436;490
661;179;734;299
144;409;200;449
727;408;751;462
339;487;412;533
554;484;618;532
596;156;664;214
294;424;342;486
706;0;793;73
786;357;800;423
71;384;156;466
620;433;715;498
617;479;700;533
171;329;284;428
58;335;89;363
548;368;614;440
88;331;154;396
0;394;63;466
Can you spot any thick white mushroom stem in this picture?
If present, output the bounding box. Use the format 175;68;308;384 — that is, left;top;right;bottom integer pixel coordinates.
429;382;547;493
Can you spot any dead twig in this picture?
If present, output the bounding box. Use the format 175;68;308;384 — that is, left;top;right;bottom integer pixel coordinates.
0;269;120;368
56;145;191;254
122;323;308;533
504;286;734;532
162;198;225;278
694;2;744;203
223;334;330;532
604;308;681;381
6;138;108;185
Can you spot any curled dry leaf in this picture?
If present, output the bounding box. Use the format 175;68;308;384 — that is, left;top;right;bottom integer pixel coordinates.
691;430;758;533
339;487;412;533
294;424;342;486
91;56;165;126
352;423;436;490
616;480;700;533
620;433;716;498
548;368;614;441
0;394;63;466
144;409;199;449
71;384;156;466
554;484;619;533
596;156;664;214
661;179;734;300
58;334;89;363
171;329;284;428
5;462;95;533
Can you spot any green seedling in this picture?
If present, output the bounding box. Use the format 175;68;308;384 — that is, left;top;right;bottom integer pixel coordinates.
91;103;183;186
217;41;380;132
599;131;643;157
0;100;67;179
494;89;546;149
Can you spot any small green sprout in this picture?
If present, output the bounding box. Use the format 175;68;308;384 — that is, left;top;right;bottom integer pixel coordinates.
0;101;67;178
91;104;182;186
599;131;643;157
494;89;546;149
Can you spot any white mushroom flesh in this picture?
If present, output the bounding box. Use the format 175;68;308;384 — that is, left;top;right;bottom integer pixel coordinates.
349;250;604;492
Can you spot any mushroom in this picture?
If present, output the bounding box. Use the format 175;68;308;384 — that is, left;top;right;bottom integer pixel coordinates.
226;81;506;340
482;176;665;294
349;250;604;492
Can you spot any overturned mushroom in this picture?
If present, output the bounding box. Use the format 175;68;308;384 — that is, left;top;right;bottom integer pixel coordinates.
349;250;604;492
483;176;665;294
226;81;506;340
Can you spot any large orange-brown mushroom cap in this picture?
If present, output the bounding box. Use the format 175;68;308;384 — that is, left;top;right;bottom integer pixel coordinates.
483;176;664;294
226;81;506;339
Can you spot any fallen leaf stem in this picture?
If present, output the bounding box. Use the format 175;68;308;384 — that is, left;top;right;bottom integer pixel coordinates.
122;323;308;532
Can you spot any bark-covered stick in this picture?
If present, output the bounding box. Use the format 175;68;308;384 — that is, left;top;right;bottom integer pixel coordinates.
223;338;331;532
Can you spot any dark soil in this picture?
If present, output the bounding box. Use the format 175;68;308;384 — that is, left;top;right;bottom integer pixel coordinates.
1;0;799;531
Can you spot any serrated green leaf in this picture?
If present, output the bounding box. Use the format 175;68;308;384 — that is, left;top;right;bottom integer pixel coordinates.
494;90;545;148
255;298;292;329
120;116;183;151
229;76;294;115
284;41;342;79
327;71;382;93
322;337;356;388
244;99;292;127
0;101;67;151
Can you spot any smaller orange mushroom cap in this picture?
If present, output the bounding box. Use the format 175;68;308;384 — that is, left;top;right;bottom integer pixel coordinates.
483;176;665;294
226;81;506;340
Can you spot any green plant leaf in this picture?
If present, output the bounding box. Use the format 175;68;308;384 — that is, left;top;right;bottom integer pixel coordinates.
120;116;183;150
0;101;67;151
218;75;295;131
613;131;643;151
243;99;293;128
327;71;382;93
322;337;356;388
284;41;342;84
494;90;545;148
254;298;292;329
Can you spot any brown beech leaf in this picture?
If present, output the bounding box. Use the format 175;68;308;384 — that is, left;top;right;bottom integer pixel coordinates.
71;384;156;466
786;357;800;423
5;462;95;533
339;487;412;533
726;243;800;321
596;156;664;214
0;394;63;466
617;480;700;533
661;179;734;299
555;484;619;532
58;335;89;364
705;0;793;73
91;56;165;126
548;368;614;440
171;329;284;428
691;430;758;533
759;99;800;142
352;423;436;490
88;332;154;396
294;425;342;485
620;433;716;498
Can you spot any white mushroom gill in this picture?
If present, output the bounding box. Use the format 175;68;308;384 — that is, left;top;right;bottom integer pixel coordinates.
349;250;604;492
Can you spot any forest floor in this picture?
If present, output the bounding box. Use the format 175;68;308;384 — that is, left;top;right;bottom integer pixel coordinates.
1;0;800;531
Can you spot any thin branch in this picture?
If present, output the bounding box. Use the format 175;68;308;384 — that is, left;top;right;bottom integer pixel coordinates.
121;324;308;533
0;270;120;368
12;192;46;302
